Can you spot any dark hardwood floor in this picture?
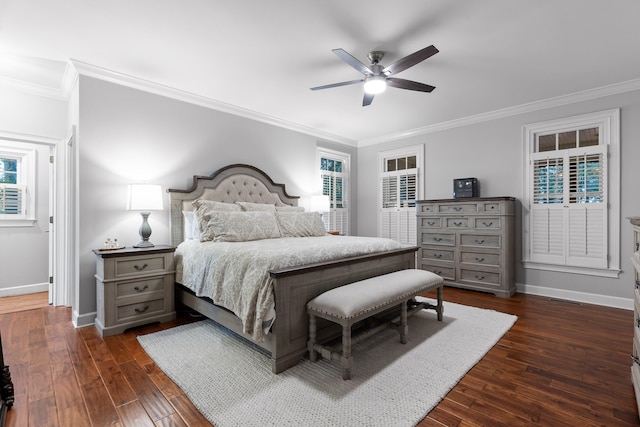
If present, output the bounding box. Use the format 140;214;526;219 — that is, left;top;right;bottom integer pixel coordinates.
0;288;637;426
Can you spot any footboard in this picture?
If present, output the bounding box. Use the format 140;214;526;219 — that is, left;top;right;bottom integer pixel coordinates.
268;246;417;373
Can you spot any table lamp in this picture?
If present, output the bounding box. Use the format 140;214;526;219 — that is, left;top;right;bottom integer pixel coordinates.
127;184;163;248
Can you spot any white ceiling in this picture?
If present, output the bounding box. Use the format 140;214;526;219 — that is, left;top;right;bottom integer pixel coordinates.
1;0;639;145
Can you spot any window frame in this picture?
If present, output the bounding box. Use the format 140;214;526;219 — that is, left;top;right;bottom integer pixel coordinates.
0;142;37;226
522;109;620;278
316;147;350;235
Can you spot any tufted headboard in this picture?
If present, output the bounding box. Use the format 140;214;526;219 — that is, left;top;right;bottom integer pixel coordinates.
167;164;299;246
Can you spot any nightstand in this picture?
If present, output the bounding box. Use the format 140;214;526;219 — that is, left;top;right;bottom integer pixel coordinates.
93;245;176;337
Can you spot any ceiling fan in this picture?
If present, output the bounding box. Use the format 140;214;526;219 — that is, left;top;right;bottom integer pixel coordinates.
310;45;438;106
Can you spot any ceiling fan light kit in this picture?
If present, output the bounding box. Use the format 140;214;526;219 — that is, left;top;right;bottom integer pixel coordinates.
311;45;438;106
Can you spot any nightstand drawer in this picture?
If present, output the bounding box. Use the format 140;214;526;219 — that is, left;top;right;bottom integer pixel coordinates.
116;277;167;298
117;298;166;323
114;254;170;277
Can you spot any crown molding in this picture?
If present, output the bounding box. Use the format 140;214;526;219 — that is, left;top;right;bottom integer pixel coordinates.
357;77;640;147
69;59;357;147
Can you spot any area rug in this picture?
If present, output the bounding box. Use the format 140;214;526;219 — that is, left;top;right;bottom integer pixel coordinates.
138;298;517;427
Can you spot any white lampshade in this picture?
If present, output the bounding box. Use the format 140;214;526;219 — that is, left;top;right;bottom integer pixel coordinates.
310;195;330;212
127;184;163;211
363;75;387;95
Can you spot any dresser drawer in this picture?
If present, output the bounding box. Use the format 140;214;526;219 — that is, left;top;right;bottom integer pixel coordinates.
481;202;503;213
114;254;171;278
460;234;501;248
418;204;436;213
419;217;442;229
474;217;501;230
422;248;455;262
116;277;167;299
446;218;469;228
420;263;455;281
437;203;478;214
117;298;166;323
461;251;500;267
459;269;501;287
421;232;455;246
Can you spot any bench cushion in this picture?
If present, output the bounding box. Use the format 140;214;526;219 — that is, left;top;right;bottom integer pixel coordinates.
307;269;443;320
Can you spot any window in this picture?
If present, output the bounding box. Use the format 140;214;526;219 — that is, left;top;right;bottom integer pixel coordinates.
378;145;424;245
523;109;620;277
0;142;37;225
317;148;350;235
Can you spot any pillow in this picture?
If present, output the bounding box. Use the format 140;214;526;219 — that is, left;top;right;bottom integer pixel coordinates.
236;201;277;212
202;211;281;242
182;211;201;240
275;212;327;237
193;199;242;241
275;205;305;212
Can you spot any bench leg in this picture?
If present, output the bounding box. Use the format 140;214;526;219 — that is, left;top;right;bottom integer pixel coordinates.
341;325;353;380
436;286;443;321
400;300;408;344
308;314;318;362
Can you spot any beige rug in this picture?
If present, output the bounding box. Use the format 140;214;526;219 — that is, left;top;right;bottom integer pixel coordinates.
138;298;517;427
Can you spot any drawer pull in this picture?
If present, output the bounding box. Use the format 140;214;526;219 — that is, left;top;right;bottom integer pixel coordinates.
134;305;150;313
475;257;485;263
474;239;485;244
453;221;463;226
433;237;443;242
452;207;462;212
134;263;148;271
134;285;149;292
636;280;640;290
489;206;495;210
474;275;485;280
427;221;436;226
632;354;640;365
433;270;442;275
482;222;493;227
636;242;639;251
637;318;640;328
434;253;442;259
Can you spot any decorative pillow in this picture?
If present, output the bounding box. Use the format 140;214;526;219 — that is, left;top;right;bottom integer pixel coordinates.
193;199;242;241
275;205;305;212
202;211;282;242
236;201;277;212
182;211;201;240
276;212;327;237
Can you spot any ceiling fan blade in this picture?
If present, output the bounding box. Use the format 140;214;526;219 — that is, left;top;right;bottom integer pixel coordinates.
310;79;364;91
332;48;372;75
362;93;375;106
386;77;436;92
382;45;439;75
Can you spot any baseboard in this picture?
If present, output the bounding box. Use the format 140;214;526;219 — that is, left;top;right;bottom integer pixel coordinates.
72;310;96;329
0;283;48;298
517;283;633;310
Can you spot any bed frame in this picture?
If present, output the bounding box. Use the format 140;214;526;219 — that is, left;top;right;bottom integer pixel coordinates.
168;164;417;373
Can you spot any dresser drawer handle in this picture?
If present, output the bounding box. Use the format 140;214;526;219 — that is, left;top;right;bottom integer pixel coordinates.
433;237;443;242
134;263;148;271
433;270;442;275
482;222;493;227
474;239;485;244
434;253;442;259
489;206;496;210
636;242;639;251
427;221;435;226
475;257;485;263
453;221;463;226
452;207;462;212
134;285;149;292
134;305;150;313
632;354;640;365
636;280;640;290
474;275;485;280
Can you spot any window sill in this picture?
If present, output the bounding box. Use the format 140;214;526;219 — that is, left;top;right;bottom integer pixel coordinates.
0;218;36;228
522;260;621;279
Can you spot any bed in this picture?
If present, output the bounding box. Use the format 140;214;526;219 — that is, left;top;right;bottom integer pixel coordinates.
168;164;417;373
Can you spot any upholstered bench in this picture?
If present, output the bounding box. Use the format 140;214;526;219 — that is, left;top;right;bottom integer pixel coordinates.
307;269;444;380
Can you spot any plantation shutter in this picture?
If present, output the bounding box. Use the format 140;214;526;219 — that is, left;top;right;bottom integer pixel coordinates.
320;159;349;235
380;168;417;245
529;146;607;268
0;184;24;215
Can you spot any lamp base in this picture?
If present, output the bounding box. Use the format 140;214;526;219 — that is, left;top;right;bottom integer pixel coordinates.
134;212;155;248
133;241;155;248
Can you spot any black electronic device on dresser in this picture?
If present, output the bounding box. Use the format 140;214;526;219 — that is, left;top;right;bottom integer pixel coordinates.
0;334;14;426
453;178;478;198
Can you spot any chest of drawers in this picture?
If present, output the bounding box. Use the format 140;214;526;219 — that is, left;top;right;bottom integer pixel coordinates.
416;197;516;297
93;245;176;337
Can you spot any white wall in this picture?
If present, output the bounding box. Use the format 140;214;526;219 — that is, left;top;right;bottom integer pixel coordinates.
75;76;353;323
357;89;640;306
0;87;68;295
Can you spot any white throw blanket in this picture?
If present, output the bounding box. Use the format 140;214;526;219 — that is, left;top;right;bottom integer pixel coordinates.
175;235;404;341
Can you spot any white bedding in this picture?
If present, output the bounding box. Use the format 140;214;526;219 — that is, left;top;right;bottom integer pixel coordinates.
175;235;404;341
